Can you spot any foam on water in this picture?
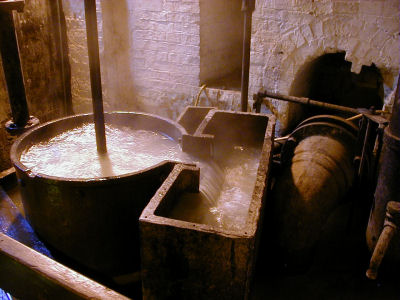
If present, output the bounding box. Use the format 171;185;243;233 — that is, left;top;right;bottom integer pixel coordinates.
20;123;191;178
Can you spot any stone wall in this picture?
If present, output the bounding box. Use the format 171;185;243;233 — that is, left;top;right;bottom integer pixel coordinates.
0;59;13;171
0;0;67;171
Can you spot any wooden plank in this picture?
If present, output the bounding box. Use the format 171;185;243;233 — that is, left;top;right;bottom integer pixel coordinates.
0;168;15;181
0;168;16;192
0;233;130;299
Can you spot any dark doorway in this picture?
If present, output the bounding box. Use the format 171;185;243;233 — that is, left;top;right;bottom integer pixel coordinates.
307;52;383;116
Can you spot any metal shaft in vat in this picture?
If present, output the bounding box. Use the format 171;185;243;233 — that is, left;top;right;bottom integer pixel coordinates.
84;0;107;153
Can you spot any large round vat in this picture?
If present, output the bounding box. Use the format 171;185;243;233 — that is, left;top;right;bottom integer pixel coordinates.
10;112;187;276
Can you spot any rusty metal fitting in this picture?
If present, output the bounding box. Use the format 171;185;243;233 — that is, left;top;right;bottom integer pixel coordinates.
5;116;40;135
241;0;255;12
385;201;400;228
253;93;264;113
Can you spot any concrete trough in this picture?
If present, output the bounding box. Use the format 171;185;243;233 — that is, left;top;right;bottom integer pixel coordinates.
140;107;275;299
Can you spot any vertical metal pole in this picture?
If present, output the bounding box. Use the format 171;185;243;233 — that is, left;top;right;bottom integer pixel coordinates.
366;75;400;267
389;76;400;137
0;9;30;127
240;0;255;112
366;201;400;280
84;0;107;153
358;117;372;178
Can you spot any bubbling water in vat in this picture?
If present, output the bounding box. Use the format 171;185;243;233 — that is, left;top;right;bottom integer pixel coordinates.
20;122;260;231
20;123;192;178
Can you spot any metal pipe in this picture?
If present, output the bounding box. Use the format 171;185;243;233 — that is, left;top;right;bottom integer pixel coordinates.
84;0;107;153
366;76;400;267
259;91;359;115
388;76;400;137
358;117;372;178
366;201;400;280
0;7;29;127
240;0;255;112
195;84;210;106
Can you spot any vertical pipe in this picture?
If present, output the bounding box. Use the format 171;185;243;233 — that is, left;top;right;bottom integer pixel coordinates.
357;117;372;178
0;10;30;127
84;0;107;153
366;76;400;263
389;76;400;137
240;0;255;112
366;201;400;280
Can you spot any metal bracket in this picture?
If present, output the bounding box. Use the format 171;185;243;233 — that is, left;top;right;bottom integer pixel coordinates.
252;92;264;113
357;108;389;126
5;116;39;135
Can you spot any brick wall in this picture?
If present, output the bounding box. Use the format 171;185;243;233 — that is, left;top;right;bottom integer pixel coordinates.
65;0;244;120
1;0;398;170
0;0;66;171
250;0;400;131
127;0;201;119
63;0;399;131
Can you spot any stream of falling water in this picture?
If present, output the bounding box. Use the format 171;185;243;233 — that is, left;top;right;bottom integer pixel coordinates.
20;123;261;231
169;146;261;231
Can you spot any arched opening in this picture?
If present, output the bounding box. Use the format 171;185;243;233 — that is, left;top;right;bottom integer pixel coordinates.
290;52;384;120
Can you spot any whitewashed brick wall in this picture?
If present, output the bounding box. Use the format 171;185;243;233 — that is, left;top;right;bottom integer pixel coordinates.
125;0;201;119
250;0;400;131
64;0;399;131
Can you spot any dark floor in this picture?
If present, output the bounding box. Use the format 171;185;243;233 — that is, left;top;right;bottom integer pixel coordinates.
253;201;400;299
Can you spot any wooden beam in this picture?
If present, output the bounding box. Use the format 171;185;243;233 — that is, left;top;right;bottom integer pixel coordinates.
0;233;130;299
